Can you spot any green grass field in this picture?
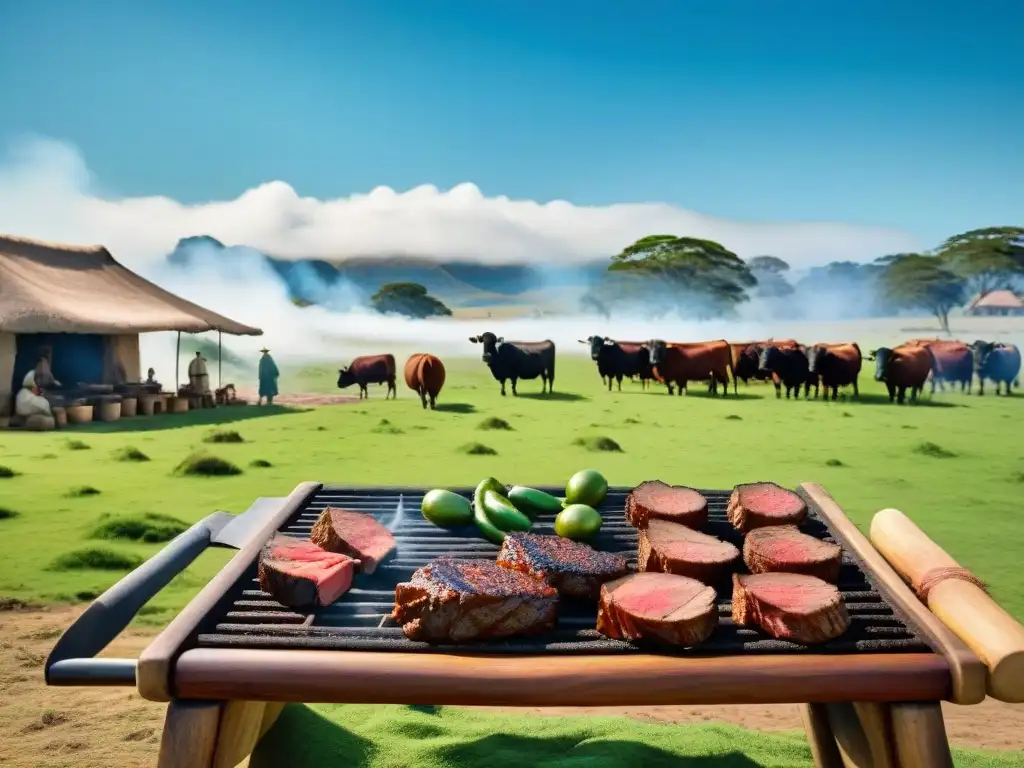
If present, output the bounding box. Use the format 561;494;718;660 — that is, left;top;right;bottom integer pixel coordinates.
1;355;1021;767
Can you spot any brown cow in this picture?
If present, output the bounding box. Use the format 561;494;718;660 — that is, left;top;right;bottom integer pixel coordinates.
404;353;446;409
905;339;974;393
869;344;931;404
645;339;733;396
337;354;396;399
806;343;861;400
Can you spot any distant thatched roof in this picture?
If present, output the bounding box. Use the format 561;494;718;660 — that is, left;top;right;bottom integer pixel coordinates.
966;290;1024;311
0;235;262;336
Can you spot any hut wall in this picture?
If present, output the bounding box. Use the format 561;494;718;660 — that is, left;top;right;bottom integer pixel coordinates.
0;332;15;416
104;334;141;383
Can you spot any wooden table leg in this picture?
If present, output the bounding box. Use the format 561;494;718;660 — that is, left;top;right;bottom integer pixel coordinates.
156;700;287;768
800;703;845;768
890;701;954;768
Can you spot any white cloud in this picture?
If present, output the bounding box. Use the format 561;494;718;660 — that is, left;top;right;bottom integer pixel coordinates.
0;135;923;269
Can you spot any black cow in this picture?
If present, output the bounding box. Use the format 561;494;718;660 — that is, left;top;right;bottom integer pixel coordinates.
578;336;651;392
972;341;1021;396
758;345;813;399
469;332;556;396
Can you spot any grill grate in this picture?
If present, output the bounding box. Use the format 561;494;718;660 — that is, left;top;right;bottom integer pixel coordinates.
195;486;934;656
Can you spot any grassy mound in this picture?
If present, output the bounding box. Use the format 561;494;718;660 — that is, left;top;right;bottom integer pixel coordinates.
0;507;19;520
49;548;143;572
250;458;273;468
203;429;245;444
725;414;742;421
459;442;497;456
66;439;90;451
373;418;404;435
174;453;243;477
65;486;101;498
914;441;957;459
113;446;150;462
825;458;846;467
90;513;189;543
478;416;513;431
573;436;623;453
0;465;16;478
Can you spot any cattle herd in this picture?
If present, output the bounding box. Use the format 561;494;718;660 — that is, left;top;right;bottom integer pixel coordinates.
335;334;1021;408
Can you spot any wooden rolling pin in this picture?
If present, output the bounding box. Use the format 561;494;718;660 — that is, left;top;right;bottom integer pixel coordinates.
870;508;1024;703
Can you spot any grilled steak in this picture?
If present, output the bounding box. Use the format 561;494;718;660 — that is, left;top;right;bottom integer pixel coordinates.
597;572;717;647
743;525;843;583
497;532;630;600
732;572;850;644
637;519;739;584
309;507;396;574
392;556;559;643
258;534;358;610
727;482;807;532
626;480;709;529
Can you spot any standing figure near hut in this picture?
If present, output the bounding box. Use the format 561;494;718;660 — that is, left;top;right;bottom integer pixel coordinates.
188;352;211;394
258;348;279;405
144;368;161;390
33;346;61;391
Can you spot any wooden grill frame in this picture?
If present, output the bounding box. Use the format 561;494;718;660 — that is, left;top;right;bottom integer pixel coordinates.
139;482;985;768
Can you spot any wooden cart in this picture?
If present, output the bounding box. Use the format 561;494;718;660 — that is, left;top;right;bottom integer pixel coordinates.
45;482;1024;768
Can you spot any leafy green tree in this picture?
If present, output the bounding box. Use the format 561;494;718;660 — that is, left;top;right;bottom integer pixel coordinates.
935;226;1024;297
881;254;966;333
747;255;794;298
371;282;453;318
604;235;757;317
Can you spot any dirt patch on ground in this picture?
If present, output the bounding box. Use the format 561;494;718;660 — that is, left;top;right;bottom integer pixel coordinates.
3;605;1024;767
233;388;362;407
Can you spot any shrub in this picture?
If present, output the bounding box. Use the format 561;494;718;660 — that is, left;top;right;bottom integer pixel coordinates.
49;548;143;571
573;436;623;453
478;417;513;431
250;458;273;468
825;458;846;467
0;465;16;478
203;430;244;444
0;507;19;520
90;513;189;543
173;453;243;477
914;442;956;459
458;442;497;456
66;440;90;451
65;486;100;498
113;446;149;462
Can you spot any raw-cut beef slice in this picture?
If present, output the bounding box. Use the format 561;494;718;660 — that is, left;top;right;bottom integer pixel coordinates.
392;557;559;643
497;532;629;600
637;519;740;584
258;534;358;610
309;506;396;574
743;525;843;583
727;482;807;532
626;481;709;529
731;572;850;644
597;572;718;647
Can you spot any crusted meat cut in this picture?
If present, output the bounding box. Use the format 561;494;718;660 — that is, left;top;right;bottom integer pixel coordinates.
392;557;559;643
743;525;843;583
496;532;629;600
731;572;850;644
727;482;807;532
597;572;718;647
309;507;396;574
637;519;739;584
258;534;358;610
626;480;709;529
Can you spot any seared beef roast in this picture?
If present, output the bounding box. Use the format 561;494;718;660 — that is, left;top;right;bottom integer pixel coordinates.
732;572;850;644
497;532;629;600
743;525;843;583
727;482;807;532
597;572;718;647
392;557;559;643
637;519;739;584
626;481;709;529
258;534;358;610
309;507;396;574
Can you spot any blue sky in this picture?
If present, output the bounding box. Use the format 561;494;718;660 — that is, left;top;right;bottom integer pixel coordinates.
2;0;1022;247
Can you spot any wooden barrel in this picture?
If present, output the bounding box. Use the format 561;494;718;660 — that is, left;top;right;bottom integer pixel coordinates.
97;401;122;422
66;404;94;424
52;407;68;428
120;397;138;418
138;395;155;416
169;396;190;414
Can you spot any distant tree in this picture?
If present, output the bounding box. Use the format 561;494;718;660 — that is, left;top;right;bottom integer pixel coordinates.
291;297;314;308
935;226;1024;298
606;235;757;317
881;254;966;333
371;282;453;318
747;255;794;298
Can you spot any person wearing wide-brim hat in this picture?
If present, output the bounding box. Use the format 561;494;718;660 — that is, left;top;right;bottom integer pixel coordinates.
257;347;279;406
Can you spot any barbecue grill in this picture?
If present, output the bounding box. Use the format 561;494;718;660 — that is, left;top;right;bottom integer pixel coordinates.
45;482;1024;768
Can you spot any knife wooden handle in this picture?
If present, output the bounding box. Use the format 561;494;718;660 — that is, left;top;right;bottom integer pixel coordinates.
870;507;1024;703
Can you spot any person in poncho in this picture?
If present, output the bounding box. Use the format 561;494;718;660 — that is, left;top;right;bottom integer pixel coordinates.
257;348;279;406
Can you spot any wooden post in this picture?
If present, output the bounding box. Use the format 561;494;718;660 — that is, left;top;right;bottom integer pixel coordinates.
890;701;954;768
157;700;219;768
218;331;223;389
174;331;181;391
800;703;844;768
